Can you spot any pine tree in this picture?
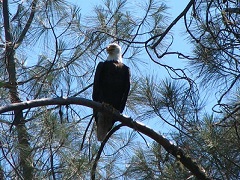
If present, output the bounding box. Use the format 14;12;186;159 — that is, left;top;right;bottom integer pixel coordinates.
1;0;239;179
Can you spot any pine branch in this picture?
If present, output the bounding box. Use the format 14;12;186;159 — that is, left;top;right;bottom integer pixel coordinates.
14;0;38;49
0;97;211;180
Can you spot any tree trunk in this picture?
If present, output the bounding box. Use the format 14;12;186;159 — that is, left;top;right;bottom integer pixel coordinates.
2;0;34;179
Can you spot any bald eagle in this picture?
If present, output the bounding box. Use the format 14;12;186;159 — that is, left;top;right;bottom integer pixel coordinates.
92;43;130;141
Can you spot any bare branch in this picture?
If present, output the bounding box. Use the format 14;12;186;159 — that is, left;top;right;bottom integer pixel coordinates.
150;0;194;49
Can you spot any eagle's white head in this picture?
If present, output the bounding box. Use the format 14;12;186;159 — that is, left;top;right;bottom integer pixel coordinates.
106;43;122;63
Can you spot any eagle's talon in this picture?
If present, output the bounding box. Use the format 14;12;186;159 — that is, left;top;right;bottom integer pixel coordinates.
102;102;119;114
102;102;112;109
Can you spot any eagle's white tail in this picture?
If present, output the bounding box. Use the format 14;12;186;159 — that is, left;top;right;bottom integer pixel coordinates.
96;112;113;141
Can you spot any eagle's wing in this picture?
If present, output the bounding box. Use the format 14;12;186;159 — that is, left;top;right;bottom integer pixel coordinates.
92;62;104;127
119;66;131;112
92;62;104;102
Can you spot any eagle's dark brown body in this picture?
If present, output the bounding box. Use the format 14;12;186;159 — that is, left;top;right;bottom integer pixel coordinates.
92;61;130;141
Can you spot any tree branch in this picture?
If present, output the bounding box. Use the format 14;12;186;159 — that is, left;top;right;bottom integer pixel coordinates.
91;124;124;180
0;97;99;114
2;0;12;43
14;0;38;49
150;0;194;49
0;97;211;180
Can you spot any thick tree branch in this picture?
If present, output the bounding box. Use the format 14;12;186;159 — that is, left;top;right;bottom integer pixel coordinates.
0;97;211;180
3;1;34;178
0;97;99;114
2;0;12;42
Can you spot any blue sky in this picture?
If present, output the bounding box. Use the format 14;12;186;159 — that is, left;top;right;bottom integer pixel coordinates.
74;0;192;73
77;0;191;54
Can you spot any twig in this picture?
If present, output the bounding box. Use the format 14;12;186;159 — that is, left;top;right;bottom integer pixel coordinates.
149;0;195;49
91;124;124;180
